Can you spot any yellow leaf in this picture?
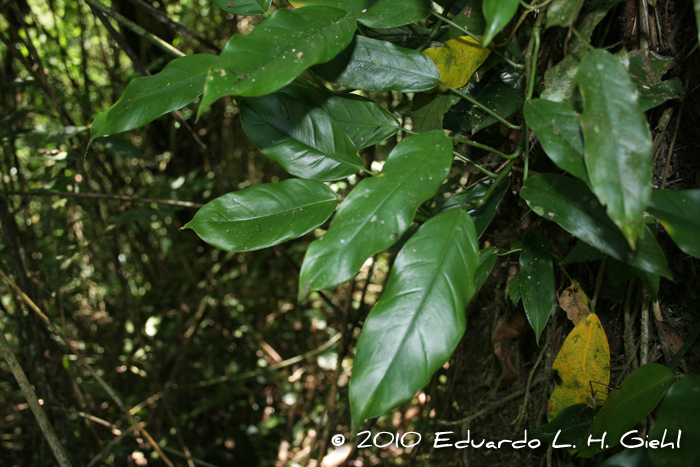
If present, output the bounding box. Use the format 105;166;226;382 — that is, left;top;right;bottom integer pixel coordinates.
423;36;490;92
547;313;610;421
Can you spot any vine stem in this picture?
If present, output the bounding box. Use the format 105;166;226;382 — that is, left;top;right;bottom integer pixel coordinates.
0;329;73;467
441;82;522;130
452;151;499;178
451;136;523;160
468;159;517;209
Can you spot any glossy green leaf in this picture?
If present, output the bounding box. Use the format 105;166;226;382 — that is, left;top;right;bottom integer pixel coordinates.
579;363;675;458
646;189;700;259
298;131;453;298
476;246;498;292
482;0;519;46
578;49;653;249
524;99;587;182
239;92;362;181
184;179;339;252
411;92;460;133
519;230;555;343
471;69;525;133
508;274;520;306
211;0;271;15
313;35;440;92
560;240;603;265
280;82;399;149
433;178;509;238
349;208;479;431
629;50;682;112
648;375;700;466
443;0;486;40
532;403;600;449
547;0;585;28
290;0;432;28
599;449;654;467
200;7;355;109
90;54;217;142
520;174;672;279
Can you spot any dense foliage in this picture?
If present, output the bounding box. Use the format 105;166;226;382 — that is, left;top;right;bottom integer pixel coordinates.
1;0;700;466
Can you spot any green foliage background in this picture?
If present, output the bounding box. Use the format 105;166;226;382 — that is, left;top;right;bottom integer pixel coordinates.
1;1;700;466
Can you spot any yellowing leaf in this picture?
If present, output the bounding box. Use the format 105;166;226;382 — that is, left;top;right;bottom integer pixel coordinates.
548;313;610;421
423;36;490;92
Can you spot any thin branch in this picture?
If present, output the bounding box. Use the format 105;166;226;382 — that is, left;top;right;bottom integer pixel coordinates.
189;332;343;388
0;268;176;467
0;330;73;467
125;0;221;52
85;0;185;57
3;190;203;208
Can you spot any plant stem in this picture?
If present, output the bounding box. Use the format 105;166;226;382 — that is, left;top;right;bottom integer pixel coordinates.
451;136;523;160
468;159;517;209
452;151;498;178
0;330;73;467
442;82;522;130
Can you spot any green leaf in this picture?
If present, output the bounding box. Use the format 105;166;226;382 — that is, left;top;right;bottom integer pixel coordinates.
532;403;600;448
524;99;587;182
696;0;700;48
598;449;654;467
433;178;509;238
90;54;218;142
520;174;672;279
200;6;355;108
508;274;520;305
349;208;479;431
547;0;585;28
578;50;653;249
290;0;432;28
280;82;400;149
442;0;486;40
475;246;498;292
482;0;519;46
184;179;339;252
628;50;683;112
519;231;555;343
471;68;525;133
646;189;700;259
239;92;362;181
411;92;460;133
560;240;603;265
648;375;700;466
313;35;440;93
298;131;453;298
211;0;271;15
579;363;675;457
541;55;582;110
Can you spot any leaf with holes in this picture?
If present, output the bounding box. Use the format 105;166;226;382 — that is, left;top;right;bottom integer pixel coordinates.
350;208;479;432
298;131;453;298
184;179;339;252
